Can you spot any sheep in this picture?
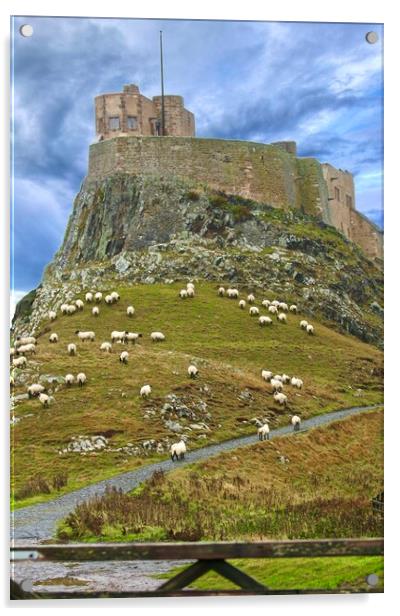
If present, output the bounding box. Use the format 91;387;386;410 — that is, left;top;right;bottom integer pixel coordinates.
274;392;288;406
306;324;315;335
187;282;195;291
218;287;225;297
291;415;301;431
76;372;87;386
261;370;273;382
16;343;36;356
188;365;198;378
281;374;291;384
289;304;298;313
291;377;303;389
247;293;255;303
239;299;246;309
268;305;278;315
110;291;120;302
27;383;45;398
126;332;142;344
105;294;113;305
95;292;103;303
258;423;270;441
60;303;69;315
227;288;239;299
66;305;77;315
170;439;187;461
48;310;57;321
39;393;52;407
119;351;129;364
259;315;272;326
300;320;309;330
262;299;271;308
186;287;195;298
270;378;283;392
85;292;93;302
271;300;280;307
179;289;188;299
278;302;288;312
15;336;36;347
49;333;59;343
140;384;152;397
75;330;95;342
92;306;100;317
127;305;135;316
111;330;128;343
249;306;259;316
100;342;112;352
67;343;77;356
65;374;75;386
75;299;84;310
150;331;165;342
12;356;27;368
273;374;283;382
277;312;287;323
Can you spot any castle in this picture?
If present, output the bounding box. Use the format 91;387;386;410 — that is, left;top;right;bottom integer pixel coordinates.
92;84;383;262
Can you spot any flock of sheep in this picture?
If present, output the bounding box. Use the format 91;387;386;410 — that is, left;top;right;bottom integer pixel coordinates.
11;282;312;463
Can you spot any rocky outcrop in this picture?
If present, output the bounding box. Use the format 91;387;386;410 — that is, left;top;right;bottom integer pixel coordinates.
12;173;383;347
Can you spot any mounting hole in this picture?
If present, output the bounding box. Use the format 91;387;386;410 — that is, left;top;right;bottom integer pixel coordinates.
366;573;379;586
19;24;33;37
365;31;378;44
20;579;33;592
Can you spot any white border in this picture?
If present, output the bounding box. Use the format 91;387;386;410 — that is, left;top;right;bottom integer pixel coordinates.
1;1;397;614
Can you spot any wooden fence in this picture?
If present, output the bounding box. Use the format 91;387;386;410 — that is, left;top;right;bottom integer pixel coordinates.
10;538;384;599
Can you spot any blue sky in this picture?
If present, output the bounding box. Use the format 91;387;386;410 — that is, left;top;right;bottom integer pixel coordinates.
11;16;383;298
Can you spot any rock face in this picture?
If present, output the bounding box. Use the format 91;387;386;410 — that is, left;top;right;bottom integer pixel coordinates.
13;173;383;347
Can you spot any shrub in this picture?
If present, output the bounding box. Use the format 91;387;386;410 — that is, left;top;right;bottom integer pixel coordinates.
14;475;51;500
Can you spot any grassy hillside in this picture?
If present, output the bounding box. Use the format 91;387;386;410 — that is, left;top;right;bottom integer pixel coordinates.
11;282;383;507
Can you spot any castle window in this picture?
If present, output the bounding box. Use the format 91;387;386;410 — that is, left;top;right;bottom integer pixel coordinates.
108;116;120;130
334;186;340;201
127;116;138;129
346;194;353;208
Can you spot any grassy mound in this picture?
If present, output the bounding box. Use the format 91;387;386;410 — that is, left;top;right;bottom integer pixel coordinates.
11;282;383;507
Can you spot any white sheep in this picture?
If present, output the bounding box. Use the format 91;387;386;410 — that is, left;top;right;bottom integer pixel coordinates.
100;342;112;352
75;299;84;310
150;331;165;342
277;312;287;323
258;423;270;441
261;370;273;382
85;292;93;302
273;374;283;382
188;365;198;378
247;293;255;303
218;286;225;297
127;305;135;316
39;393;52;407
67;343;77;356
187;282;195;291
306;324;315;335
170;439;187;461
65;374;75;386
16;343;36;356
300;320;309;330
126;332;142;344
105;294;113;305
239;299;246;309
279;302;288;312
271;378;283;392
75;330;95;342
12;356;27;368
110;291;120;302
259;316;272;326
111;330;128;343
271;300;280;307
268;305;278;315
49;310;57;321
289;304;298;313
281;374;291;384
119;351;129;364
15;336;36;347
291;415;301;431
179;289;188;299
262;299;271;308
27;383;45;398
92;306;100;317
186;288;195;298
274;392;288;405
49;333;59;343
76;372;87;386
291;377;303;389
227;288;239;299
95;292;103;302
60;304;69;315
249;306;259;316
66;305;77;315
140;384;152;397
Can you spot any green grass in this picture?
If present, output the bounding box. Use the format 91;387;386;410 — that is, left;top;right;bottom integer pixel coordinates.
11;282;383;507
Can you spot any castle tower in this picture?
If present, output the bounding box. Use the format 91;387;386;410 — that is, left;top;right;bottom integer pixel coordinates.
94;84;195;141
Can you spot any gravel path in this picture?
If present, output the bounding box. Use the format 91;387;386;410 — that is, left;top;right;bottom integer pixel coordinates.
12;403;381;544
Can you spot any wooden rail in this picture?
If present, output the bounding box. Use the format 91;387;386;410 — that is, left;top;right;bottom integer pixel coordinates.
10;538;384;599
